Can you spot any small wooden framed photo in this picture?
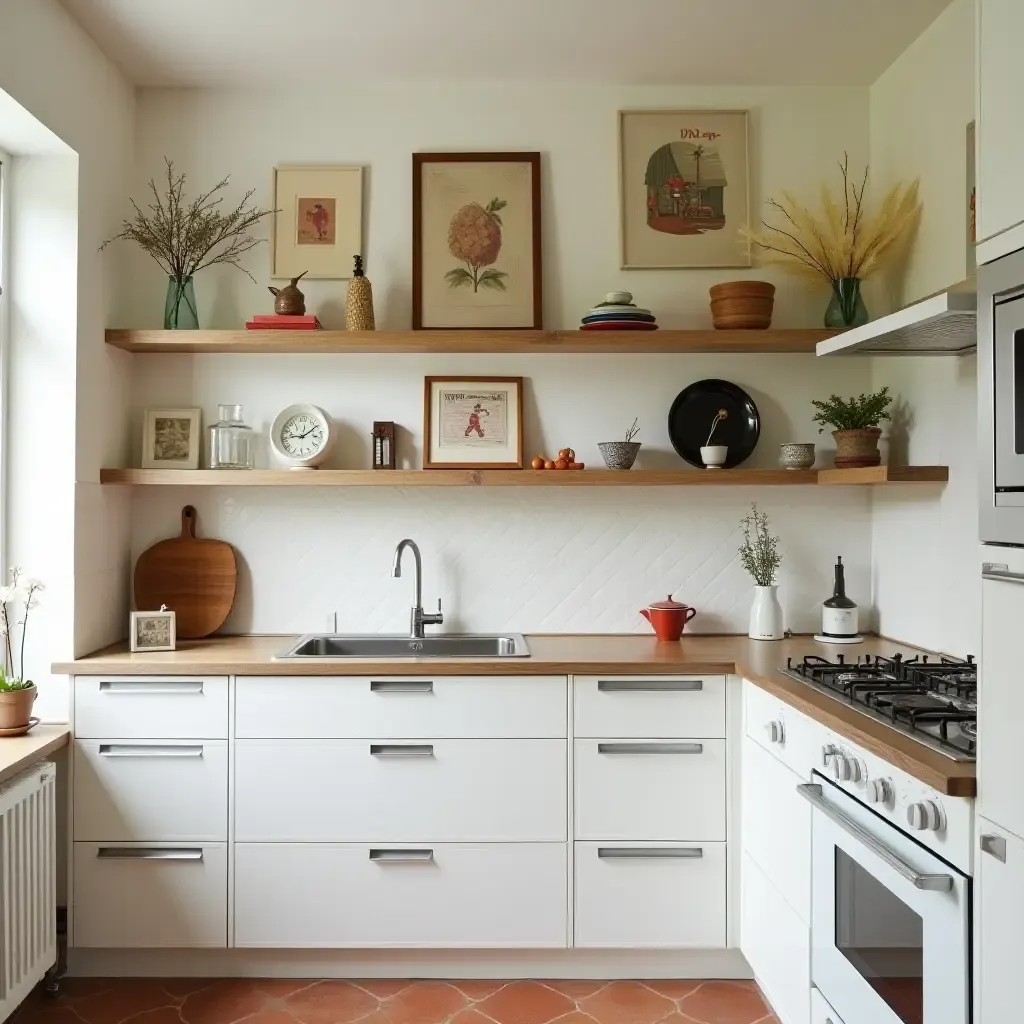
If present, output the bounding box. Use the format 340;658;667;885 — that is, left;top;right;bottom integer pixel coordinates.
271;165;364;280
130;608;176;653
142;408;202;470
423;376;524;470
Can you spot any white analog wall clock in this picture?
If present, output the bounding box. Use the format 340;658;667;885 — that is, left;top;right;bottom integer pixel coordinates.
270;404;335;469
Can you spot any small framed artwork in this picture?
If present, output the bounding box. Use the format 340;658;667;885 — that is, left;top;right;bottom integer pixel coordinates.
619;109;751;269
271;165;363;279
423;376;524;469
141;408;202;470
413;153;542;330
130;607;176;653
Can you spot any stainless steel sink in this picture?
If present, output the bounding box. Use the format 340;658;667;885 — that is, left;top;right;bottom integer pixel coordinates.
276;633;531;659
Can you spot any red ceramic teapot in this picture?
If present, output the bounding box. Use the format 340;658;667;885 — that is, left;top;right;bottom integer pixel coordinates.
640;595;697;642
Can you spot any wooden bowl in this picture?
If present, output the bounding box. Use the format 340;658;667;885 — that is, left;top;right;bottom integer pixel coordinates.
709;281;776;330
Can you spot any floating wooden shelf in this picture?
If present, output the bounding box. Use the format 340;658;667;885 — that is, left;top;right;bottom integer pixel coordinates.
105;328;839;355
99;467;948;488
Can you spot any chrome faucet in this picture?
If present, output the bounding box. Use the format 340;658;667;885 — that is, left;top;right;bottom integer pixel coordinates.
392;539;443;639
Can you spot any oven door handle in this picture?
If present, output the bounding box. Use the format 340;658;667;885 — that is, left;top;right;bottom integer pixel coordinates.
982;564;1024;585
797;783;954;892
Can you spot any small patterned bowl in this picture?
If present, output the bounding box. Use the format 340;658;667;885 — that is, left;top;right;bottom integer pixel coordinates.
598;441;641;470
780;443;816;470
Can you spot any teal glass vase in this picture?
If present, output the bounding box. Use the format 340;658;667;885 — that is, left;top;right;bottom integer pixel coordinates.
164;276;199;330
824;277;869;328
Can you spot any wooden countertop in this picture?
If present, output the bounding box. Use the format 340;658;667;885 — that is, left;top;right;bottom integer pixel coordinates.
54;633;975;797
0;724;70;786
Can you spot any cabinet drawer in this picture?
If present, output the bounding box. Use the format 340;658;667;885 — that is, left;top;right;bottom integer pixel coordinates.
72;842;227;948
235;739;566;842
234;842;567;948
811;989;844;1024
574;841;725;948
235;675;566;739
574;738;725;840
74;740;228;842
744;679;820;777
574;676;724;738
74;677;228;739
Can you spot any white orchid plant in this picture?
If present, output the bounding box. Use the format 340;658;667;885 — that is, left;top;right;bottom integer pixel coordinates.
0;568;44;692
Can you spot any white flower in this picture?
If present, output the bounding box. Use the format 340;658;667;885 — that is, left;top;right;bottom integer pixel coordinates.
0;586;16;605
19;580;43;610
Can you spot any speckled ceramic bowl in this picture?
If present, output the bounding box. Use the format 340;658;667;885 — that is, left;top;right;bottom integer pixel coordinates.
780;442;816;470
598;441;641;470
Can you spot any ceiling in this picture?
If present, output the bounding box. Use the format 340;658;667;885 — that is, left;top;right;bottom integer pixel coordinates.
60;0;953;88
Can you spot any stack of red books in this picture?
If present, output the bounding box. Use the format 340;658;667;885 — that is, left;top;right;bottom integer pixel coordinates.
245;314;322;330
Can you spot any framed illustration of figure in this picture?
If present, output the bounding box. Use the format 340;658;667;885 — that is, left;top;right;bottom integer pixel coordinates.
423;376;524;469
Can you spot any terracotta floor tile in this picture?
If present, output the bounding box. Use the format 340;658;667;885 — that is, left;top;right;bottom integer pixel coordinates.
540;983;608;999
181;981;267;1024
124;1010;186;1024
449;982;508;1001
284;982;378;1024
54;980;117;1000
157;981;219;1000
239;1013;301;1024
74;981;175;1024
546;1012;602;1024
578;983;675;1024
476;982;575;1024
639;983;702;1001
380;982;468;1024
677;983;769;1024
252;982;318;1001
350;981;411;1000
450;1010;502;1024
12;1005;83;1024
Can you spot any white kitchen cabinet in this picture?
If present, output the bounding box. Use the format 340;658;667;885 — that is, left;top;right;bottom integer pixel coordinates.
975;817;1024;1024
72;842;227;948
574;738;725;841
234;842;567;948
811;988;844;1024
978;0;1024;258
234;738;566;842
740;852;810;1024
235;675;567;739
74;739;228;842
573;676;725;738
574;841;726;948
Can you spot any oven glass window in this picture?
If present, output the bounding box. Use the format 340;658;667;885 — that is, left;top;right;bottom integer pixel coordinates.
835;848;924;1024
1016;329;1024;454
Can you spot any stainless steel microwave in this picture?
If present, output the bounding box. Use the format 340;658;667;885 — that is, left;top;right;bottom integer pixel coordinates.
980;247;1024;544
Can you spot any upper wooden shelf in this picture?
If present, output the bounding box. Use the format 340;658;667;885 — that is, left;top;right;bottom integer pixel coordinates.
105;328;839;355
99;467;948;488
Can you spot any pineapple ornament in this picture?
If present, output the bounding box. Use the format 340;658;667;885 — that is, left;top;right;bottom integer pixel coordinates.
345;254;375;331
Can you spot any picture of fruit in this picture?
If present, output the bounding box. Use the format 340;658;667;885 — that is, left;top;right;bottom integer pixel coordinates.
445;198;509;293
544;459;555;470
531;455;545;470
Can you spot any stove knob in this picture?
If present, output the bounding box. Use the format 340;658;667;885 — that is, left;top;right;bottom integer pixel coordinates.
907;800;942;832
832;753;853;782
764;720;785;745
822;743;840;767
866;778;893;804
848;758;866;783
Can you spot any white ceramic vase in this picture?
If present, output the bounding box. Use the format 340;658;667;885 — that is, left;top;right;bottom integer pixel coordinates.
749;584;784;641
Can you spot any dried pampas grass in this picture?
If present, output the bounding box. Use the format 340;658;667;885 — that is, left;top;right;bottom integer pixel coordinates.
741;154;920;286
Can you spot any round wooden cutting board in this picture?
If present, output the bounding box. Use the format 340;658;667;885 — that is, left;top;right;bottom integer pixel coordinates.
134;506;238;639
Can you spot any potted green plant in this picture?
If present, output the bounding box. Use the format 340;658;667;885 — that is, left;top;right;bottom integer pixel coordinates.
739;504;784;641
0;570;44;733
811;387;894;468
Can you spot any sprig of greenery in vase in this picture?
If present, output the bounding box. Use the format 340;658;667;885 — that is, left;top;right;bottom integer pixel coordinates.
739;504;781;587
0;568;44;691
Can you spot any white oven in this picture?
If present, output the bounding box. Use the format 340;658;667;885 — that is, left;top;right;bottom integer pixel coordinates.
801;773;971;1024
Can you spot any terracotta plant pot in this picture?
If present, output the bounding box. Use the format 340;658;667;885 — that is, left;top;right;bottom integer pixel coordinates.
709;281;776;330
832;427;883;468
0;685;36;731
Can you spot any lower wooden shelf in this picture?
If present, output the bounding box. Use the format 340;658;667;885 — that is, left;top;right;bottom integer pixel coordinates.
99;467;948;488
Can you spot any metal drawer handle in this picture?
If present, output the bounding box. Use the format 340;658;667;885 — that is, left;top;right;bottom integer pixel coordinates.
99;744;204;758
598;742;703;755
370;744;434;757
797;784;953;892
598;679;703;692
982;563;1024;584
97;848;204;861
981;834;1007;862
598;847;703;859
370;680;434;693
369;849;434;863
99;680;204;695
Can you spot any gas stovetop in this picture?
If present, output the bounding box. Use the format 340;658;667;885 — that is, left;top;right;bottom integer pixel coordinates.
781;653;977;761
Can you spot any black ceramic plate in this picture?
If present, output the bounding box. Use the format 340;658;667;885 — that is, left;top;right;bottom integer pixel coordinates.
668;379;760;468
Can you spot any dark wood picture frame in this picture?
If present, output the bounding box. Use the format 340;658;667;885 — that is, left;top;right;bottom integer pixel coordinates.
423;375;525;470
412;153;543;331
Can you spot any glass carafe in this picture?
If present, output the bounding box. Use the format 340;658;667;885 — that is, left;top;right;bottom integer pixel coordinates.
208;404;254;469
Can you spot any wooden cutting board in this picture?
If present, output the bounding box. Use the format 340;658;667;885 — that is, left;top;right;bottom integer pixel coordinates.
134;506;237;639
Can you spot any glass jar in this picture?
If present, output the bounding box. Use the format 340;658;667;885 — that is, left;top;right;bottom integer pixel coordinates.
208;404;254;469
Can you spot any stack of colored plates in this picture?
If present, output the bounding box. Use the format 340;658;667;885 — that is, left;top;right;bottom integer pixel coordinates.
580;291;658;331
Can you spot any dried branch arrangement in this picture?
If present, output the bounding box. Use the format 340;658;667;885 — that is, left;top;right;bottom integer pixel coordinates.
101;158;276;282
738;504;781;587
740;155;921;286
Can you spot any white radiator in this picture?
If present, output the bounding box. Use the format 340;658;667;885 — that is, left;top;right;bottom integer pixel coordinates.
0;762;56;1022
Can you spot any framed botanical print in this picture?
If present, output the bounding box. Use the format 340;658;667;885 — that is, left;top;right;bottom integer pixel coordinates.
130;608;176;653
271;165;363;279
423;376;524;469
413;153;542;330
141;408;202;470
619;109;751;269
